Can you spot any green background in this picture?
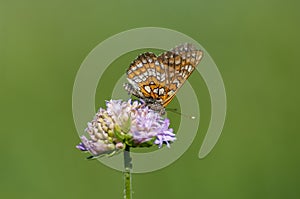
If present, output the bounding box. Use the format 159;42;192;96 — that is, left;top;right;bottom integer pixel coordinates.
1;0;300;198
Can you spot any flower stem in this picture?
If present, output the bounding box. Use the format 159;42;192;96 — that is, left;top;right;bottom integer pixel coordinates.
123;145;132;199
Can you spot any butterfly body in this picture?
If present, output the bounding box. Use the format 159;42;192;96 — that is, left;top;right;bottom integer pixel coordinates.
124;43;203;114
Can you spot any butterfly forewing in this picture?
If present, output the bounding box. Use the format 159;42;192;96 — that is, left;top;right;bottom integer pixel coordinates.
158;43;203;106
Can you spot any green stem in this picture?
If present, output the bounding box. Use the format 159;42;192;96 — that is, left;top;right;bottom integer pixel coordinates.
123;145;132;199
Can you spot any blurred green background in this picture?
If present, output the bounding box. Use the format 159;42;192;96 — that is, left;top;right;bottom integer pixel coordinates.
1;0;300;198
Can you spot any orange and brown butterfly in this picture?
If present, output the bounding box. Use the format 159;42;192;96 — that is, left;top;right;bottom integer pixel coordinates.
123;43;203;114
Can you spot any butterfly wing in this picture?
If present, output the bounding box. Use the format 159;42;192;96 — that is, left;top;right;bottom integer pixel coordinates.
158;43;203;107
125;52;165;103
125;43;203;107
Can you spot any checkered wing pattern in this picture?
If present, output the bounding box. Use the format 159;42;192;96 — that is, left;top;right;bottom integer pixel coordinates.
124;43;203;109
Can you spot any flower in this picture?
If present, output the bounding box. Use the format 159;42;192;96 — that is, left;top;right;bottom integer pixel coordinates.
76;99;176;158
130;106;176;148
154;118;176;148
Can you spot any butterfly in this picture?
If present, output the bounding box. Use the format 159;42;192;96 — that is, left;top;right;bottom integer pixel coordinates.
123;43;203;115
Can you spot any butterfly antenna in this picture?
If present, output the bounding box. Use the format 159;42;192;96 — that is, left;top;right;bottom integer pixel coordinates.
166;108;196;120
